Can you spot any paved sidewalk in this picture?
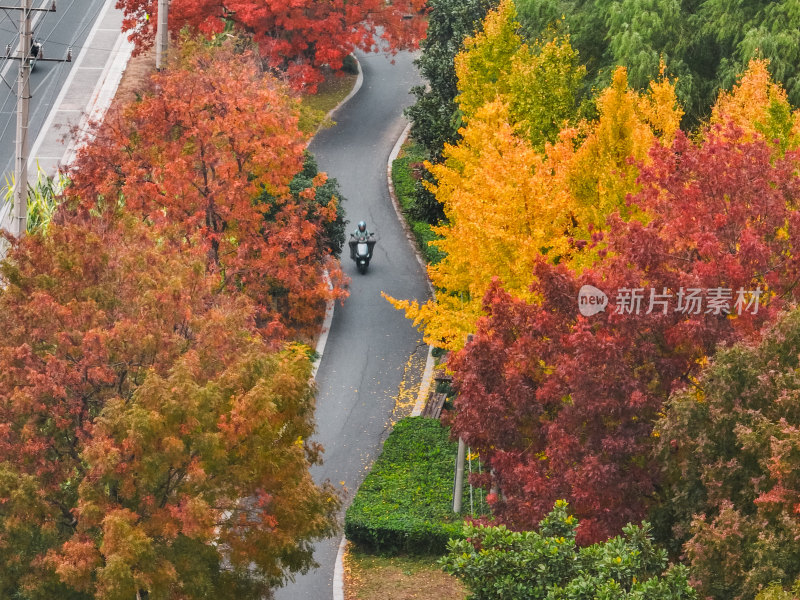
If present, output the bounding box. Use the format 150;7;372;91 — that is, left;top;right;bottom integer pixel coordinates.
0;0;133;234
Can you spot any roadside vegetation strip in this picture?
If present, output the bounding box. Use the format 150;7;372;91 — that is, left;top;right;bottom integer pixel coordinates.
300;55;361;135
344;417;487;556
389;133;445;266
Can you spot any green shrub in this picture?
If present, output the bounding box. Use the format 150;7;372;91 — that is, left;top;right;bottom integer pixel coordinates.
391;143;426;213
345;417;469;555
258;151;347;256
2;165;67;235
411;220;446;264
757;582;800;600
341;54;359;75
441;500;697;600
391;142;446;264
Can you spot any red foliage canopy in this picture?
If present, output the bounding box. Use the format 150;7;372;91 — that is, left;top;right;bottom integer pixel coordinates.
116;0;428;91
449;124;800;543
68;41;346;341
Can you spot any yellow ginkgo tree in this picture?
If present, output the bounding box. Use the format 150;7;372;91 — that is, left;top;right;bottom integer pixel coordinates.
385;100;572;348
564;66;683;262
454;0;585;150
708;58;800;153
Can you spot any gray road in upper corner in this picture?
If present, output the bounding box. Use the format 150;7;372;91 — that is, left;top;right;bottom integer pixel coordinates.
0;0;109;176
273;51;429;600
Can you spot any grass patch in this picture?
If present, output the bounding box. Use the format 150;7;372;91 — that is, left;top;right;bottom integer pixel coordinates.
299;65;358;134
391;140;446;265
345;545;466;600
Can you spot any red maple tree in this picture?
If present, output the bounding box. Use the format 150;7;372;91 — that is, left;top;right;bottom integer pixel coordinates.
116;0;428;91
68;40;346;341
449;122;800;543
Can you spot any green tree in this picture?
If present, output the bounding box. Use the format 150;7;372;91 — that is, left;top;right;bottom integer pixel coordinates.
514;0;612;96
404;0;498;224
695;1;800;110
441;500;696;599
406;0;498;159
286;151;348;257
512;0;800;125
654;308;800;599
605;0;694;107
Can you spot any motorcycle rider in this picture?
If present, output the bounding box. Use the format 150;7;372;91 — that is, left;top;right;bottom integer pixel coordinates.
350;220;373;259
353;220;372;239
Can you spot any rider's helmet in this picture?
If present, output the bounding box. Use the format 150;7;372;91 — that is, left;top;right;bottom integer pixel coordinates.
357;221;367;233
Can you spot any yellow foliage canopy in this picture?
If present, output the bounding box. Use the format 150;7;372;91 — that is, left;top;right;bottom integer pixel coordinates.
454;0;521;120
387;4;684;351
709;58;800;151
386;101;571;349
566;67;683;256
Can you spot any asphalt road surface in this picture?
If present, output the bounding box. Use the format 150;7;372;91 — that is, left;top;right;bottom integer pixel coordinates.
273;50;429;600
0;0;108;178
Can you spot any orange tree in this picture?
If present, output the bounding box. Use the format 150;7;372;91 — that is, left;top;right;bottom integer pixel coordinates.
68;40;346;342
0;211;338;598
116;0;428;91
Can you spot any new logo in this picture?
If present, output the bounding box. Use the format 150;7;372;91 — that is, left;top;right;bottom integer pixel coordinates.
578;285;608;316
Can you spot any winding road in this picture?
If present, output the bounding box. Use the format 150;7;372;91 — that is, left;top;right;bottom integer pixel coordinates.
273;51;429;599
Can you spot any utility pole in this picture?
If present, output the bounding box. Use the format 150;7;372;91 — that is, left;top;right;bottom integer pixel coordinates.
453;333;473;514
0;0;69;237
453;437;466;513
12;0;31;238
155;0;169;70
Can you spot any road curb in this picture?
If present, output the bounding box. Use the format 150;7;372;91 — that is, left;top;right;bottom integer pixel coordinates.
385;122;435;294
312;270;336;380
332;537;347;600
411;344;435;416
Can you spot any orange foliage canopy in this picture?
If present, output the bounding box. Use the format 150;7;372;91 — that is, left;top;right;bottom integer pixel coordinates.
0;212;338;597
116;0;428;91
68;40;346;341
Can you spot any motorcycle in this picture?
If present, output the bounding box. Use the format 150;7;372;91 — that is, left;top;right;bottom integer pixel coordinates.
349;233;376;274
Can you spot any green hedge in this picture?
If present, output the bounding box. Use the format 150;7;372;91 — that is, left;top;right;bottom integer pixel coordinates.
344;417;466;555
391;143;445;265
